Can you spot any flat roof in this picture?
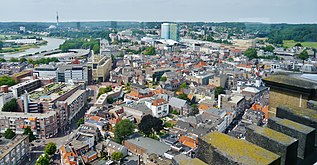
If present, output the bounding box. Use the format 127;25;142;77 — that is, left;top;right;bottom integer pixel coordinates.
264;74;317;89
278;105;317;122
0;135;28;159
274;117;315;134
202;132;280;165
0;111;56;118
248;125;297;145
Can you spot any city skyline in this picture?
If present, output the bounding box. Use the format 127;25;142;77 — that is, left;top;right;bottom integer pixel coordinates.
1;0;317;24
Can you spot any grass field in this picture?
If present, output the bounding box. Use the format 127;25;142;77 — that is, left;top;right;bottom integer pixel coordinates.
283;40;317;48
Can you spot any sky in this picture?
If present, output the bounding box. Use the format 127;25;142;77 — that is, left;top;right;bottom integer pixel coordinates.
0;0;316;23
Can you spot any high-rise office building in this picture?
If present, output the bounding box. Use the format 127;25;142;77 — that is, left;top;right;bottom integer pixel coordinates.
169;23;179;42
161;23;170;40
160;23;179;42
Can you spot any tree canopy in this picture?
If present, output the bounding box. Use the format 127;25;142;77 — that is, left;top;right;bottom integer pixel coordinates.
180;82;188;89
261;45;275;52
144;46;156;55
0;76;16;86
0;41;3;50
111;151;124;161
77;118;85;127
36;154;50;165
97;86;113;98
2;98;18;112
114;119;135;143
138;115;163;136
0;58;6;62
214;86;225;99
59;38;100;53
160;76;167;82
299;50;309;61
4;128;15;139
244;48;258;60
44;142;57;155
23;126;36;142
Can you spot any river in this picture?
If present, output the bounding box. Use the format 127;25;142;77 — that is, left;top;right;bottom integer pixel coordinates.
2;37;65;59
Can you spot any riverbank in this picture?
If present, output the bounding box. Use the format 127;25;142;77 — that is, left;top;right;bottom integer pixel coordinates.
1;37;65;59
0;40;48;54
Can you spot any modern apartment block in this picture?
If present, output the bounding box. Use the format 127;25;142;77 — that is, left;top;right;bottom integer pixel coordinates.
9;79;42;98
0;135;30;165
0;111;58;138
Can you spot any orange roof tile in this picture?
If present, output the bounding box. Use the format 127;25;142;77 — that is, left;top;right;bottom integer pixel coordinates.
153;98;167;106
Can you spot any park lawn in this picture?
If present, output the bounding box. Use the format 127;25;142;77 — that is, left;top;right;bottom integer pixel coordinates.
283;40;317;48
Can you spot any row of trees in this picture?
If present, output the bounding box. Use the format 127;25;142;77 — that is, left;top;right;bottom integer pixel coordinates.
59;38;100;53
7;57;59;65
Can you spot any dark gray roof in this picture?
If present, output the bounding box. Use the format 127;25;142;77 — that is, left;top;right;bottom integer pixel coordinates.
125;134;170;156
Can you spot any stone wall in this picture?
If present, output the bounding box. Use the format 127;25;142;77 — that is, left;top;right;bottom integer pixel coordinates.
276;106;317;146
268;117;315;159
246;125;298;165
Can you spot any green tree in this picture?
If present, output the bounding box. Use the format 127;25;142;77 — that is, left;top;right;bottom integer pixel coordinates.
4;128;15;139
19;57;27;63
144;46;156;55
178;93;188;101
214;86;225;99
2;98;18;112
244;48;258;60
93;44;100;54
111;151;123;162
36;154;50;165
44;142;57;155
0;58;6;62
191;104;199;115
9;58;19;62
0;41;3;50
0;76;16;86
97;86;113;98
138;115;163;136
180;82;188;89
295;43;303;47
77;118;85;127
107;97;114;104
160;76;167;82
23;126;36;142
262;45;275;52
114;119;135;143
299;50;309;62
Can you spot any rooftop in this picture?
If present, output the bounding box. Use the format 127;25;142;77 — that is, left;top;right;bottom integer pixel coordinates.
125;134;170;156
202;132;280;165
278;105;317;121
264;73;317;89
248;125;297;145
0;135;28;159
273;117;315;134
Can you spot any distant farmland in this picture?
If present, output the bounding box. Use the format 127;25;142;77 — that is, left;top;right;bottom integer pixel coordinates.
283;40;317;48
